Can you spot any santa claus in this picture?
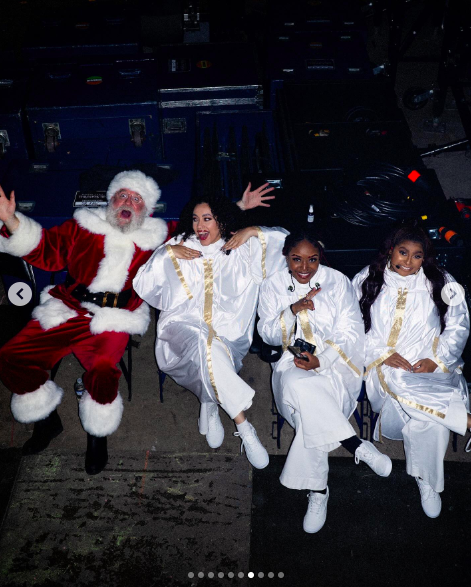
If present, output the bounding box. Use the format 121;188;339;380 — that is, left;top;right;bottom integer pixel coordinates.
0;173;275;474
0;170;168;474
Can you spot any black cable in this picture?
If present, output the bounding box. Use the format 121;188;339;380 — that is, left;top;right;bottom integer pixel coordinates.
330;162;435;226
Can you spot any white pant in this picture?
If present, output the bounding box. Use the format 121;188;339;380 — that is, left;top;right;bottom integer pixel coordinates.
276;366;356;490
208;340;254;420
376;391;468;492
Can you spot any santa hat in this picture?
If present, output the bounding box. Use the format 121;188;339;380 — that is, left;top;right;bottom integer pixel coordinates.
106;170;161;211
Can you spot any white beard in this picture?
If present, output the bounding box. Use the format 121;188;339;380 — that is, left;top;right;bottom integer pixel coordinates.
105;205;146;233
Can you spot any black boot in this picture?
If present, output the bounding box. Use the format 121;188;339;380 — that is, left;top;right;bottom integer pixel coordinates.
22;409;64;456
85;434;108;475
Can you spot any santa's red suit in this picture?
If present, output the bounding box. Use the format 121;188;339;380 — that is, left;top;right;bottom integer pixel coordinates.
0;207;167;437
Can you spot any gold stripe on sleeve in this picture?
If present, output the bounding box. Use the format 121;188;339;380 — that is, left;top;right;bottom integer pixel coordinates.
280;310;296;352
386;287;408;347
324;340;361;376
432;336;450;373
166;244;193;300
255;227;267;280
298;309;316;350
203;259;220;403
376;365;445;419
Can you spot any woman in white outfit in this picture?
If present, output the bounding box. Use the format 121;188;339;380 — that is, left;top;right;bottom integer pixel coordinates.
133;192;287;469
352;223;471;518
257;229;392;533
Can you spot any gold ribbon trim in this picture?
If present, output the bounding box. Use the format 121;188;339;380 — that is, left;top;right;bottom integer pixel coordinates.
203;259;220;403
365;288;409;377
166;244;193;300
376;365;445;419
256;227;267;280
298;309;316;350
365;349;397;376
324;340;361;376
432;336;450;373
280;310;296;352
386;287;408;347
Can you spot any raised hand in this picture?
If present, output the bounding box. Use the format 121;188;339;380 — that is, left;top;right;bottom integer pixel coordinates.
0;184;19;233
170;244;202;260
290;286;322;314
222;226;258;251
237;182;276;211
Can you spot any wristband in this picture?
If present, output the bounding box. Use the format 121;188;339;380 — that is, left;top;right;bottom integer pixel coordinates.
290;304;296;316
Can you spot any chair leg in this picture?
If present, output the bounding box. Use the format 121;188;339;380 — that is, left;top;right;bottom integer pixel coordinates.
51;359;63;382
158;370;166;403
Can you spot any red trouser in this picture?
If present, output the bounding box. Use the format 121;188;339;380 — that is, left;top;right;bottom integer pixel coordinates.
0;315;129;405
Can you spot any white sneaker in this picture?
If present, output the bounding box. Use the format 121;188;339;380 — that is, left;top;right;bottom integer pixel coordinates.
354;440;392;477
198;403;224;449
416;477;442;518
234;423;269;469
303;488;329;534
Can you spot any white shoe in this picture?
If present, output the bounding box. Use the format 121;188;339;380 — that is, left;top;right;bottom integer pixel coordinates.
234;423;269;469
198;403;224;449
303;488;329;534
416;477;442;518
354;440;392;477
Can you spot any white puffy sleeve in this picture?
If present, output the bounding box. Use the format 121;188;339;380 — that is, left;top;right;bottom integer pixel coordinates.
321;275;365;377
249;226;289;285
257;275;294;348
431;275;470;372
133;238;193;311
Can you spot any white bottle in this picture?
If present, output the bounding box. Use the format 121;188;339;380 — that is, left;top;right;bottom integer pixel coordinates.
307;204;314;223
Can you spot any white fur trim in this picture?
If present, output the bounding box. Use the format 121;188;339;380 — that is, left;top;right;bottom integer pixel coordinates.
82;301;151;335
90;230;135;293
0;212;42;256
106;170;161;211
79;391;124;436
74;207;167;251
32;286;78;330
11;380;64;423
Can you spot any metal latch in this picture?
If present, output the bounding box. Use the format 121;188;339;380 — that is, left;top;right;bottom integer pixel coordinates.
129;119;146;147
0;130;10;157
162;118;187;134
42;123;61;153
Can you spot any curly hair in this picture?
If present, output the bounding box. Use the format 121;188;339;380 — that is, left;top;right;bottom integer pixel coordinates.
175;196;245;242
359;222;448;333
282;228;325;259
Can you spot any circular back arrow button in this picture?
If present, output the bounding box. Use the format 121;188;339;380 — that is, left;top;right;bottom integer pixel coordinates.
8;282;33;307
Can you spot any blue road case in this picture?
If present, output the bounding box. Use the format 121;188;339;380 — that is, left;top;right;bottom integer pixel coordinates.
265;0;367;40
195;109;281;203
25;59;162;167
0;161;85;294
264;31;373;109
156;42;263;215
0;68;32;181
277;80;416;172
22;6;140;62
0;160;178;293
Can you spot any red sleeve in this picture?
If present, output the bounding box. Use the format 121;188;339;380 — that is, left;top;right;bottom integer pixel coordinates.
23;219;80;272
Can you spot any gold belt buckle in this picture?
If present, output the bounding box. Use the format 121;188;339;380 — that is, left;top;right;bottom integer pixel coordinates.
102;292;119;308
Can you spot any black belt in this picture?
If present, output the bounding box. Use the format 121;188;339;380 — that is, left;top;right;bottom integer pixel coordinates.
65;273;132;309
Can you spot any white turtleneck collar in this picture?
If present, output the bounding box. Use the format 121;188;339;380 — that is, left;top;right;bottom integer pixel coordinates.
384;265;427;290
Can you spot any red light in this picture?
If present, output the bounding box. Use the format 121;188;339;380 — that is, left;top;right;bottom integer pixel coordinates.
408;170;421;182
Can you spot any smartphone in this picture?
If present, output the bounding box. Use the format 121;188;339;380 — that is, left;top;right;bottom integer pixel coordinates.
288;346;309;361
